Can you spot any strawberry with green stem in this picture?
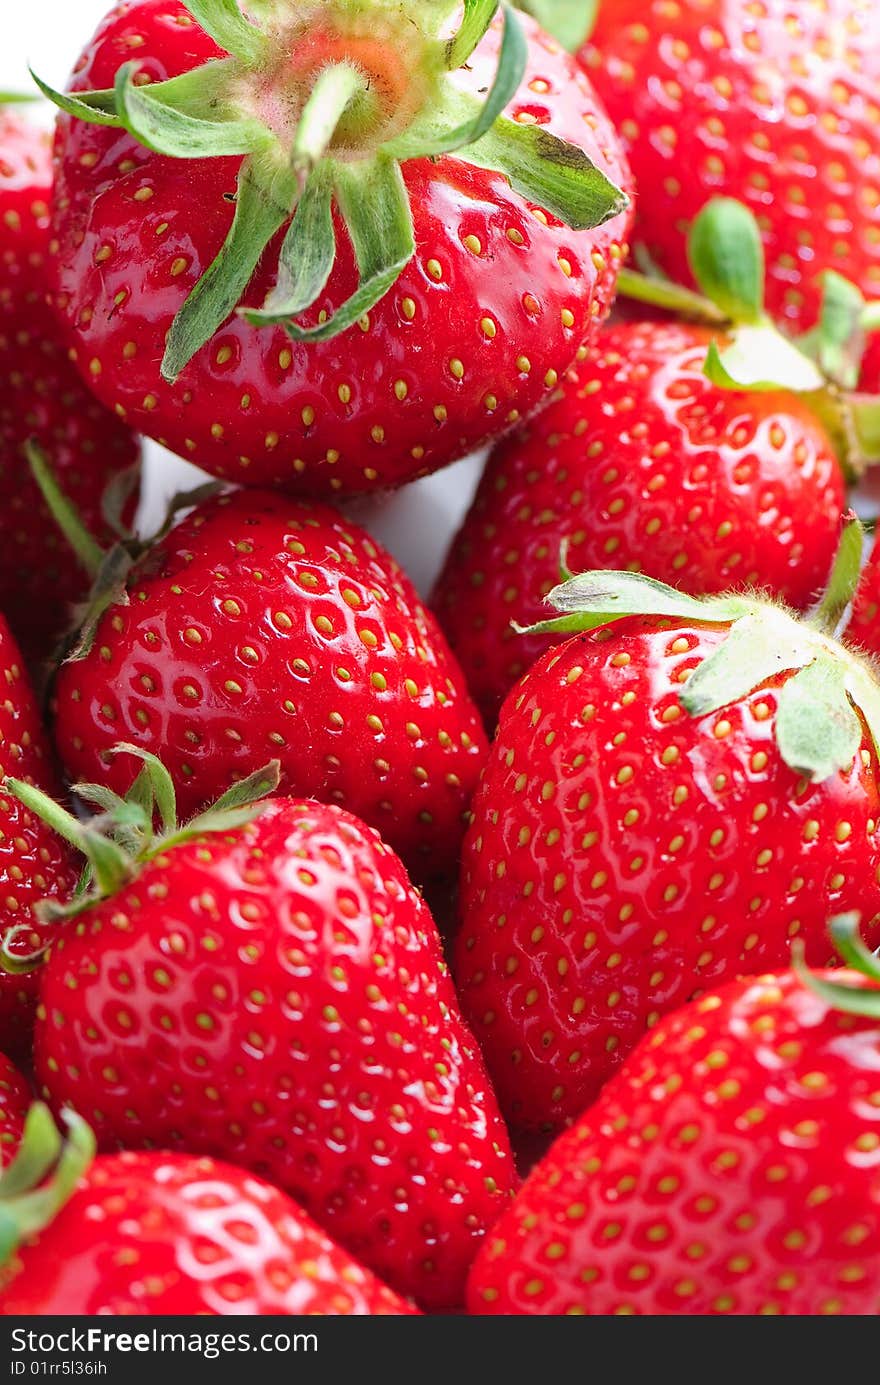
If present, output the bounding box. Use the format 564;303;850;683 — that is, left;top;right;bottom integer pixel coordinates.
41;0;632;496
0;99;140;665
3;746;515;1310
455;515;880;1133
40;480;488;884
468;915;880;1316
574;0;880;340
434;199;852;726
0;1105;417;1313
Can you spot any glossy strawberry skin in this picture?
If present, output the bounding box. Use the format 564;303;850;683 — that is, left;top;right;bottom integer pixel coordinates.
50;489;487;882
0;1054;30;1167
469;970;880;1315
49;1;633;496
455;621;880;1133
846;542;880;658
581;0;880;337
434;321;845;725
0;109;139;665
0;616;79;1058
34;798;515;1311
0;1149;417;1314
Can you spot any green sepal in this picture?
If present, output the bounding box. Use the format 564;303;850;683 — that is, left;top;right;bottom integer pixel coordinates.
687;197;765;325
792;917;880;1021
520;569;753;638
244;163;336;326
29;70;119;126
515;0;598;51
798;272;867;392
183;0;269;65
0;1107;95;1266
680;612;816;719
0;92;38;106
447;0;500;69
107;744;179;835
810;512;864;635
704;328;826;394
284;155;415;344
100;463;142;542
775;656;863;782
162;157;291;380
115;61;272;160
27;442;105;580
465;116;627;231
393;5;526;159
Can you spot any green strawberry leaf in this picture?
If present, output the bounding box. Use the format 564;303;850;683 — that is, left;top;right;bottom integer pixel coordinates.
464;116;627;231
704;328;826;394
775;656;863;782
0;1108;96;1264
515;0;598;51
522;569;753;636
810;512;864;634
284;154;416;343
244;163;336;326
680;612;816;719
447;0;501;68
115;61;272;159
688;197;765;325
182;0;268;63
798;271;866;391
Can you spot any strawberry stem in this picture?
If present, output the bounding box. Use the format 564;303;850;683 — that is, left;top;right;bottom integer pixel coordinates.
615;267;727;324
293;63;371;172
810;512;864;636
0;1106;95;1265
26;442;105;580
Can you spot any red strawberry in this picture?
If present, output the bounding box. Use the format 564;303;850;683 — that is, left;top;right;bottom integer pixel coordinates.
845;540;880;657
7;766;515;1310
0;106;140;665
50;488;487;882
45;0;632;496
0;613;78;1058
580;0;880;337
0;1106;416;1314
455;527;880;1132
467;917;880;1315
0;1055;30;1167
434;317;846;725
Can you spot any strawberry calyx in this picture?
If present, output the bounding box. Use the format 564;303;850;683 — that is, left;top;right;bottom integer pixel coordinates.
616;198;880;477
522;513;880;786
0;746;281;971
793;913;880;1020
0;1105;95;1265
34;0;627;379
27;441;219;664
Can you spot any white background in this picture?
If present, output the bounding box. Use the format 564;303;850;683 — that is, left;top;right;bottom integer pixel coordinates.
1;0;481;594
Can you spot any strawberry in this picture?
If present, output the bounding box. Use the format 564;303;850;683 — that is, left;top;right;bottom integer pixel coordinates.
467;916;880;1315
6;758;515;1310
42;0;632;496
0;613;78;1059
0;1055;29;1167
0;1106;416;1313
455;520;880;1133
49;487;487;882
434;316;846;726
0;104;140;666
578;0;880;338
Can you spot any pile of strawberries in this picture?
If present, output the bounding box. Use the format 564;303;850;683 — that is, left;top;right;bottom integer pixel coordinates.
2;0;880;1317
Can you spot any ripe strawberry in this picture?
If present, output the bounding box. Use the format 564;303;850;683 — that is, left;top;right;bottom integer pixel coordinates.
455;527;880;1132
0;1106;416;1314
44;0;632;496
845;541;880;657
434;317;846;725
50;488;487;881
7;765;515;1310
0;1055;29;1167
580;0;880;337
0;105;140;665
0;613;78;1058
468;917;880;1315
